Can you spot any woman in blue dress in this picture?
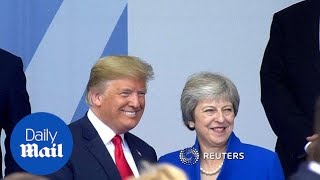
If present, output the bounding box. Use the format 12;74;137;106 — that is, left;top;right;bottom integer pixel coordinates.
159;72;284;180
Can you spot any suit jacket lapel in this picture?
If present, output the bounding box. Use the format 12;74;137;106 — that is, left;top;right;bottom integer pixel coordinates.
80;116;121;180
125;133;144;172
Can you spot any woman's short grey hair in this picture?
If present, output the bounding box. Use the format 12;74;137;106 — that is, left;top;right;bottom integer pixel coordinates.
181;72;240;130
85;56;154;106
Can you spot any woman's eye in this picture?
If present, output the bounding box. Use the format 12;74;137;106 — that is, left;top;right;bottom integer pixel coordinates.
223;108;234;115
204;109;214;112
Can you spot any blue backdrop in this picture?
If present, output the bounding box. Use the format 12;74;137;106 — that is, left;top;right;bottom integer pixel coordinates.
0;0;128;124
0;0;302;164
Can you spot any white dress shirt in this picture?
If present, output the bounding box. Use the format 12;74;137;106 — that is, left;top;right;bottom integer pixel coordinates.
87;109;140;177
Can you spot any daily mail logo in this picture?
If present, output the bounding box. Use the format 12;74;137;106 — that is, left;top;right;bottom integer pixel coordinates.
20;128;63;158
11;112;73;175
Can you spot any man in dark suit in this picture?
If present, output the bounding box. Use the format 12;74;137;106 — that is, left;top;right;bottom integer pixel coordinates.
290;155;320;180
290;98;320;180
260;0;320;178
0;48;31;177
49;56;157;180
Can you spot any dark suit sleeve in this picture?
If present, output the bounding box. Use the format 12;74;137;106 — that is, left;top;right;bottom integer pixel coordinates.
3;58;31;175
47;161;74;180
148;146;157;163
260;13;312;158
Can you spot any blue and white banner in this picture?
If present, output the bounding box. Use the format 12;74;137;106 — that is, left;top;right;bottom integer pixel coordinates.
0;0;128;124
1;0;301;162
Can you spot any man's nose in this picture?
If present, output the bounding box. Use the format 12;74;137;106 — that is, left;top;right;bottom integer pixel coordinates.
128;94;140;108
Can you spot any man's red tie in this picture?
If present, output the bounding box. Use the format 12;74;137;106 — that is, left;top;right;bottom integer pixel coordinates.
112;135;134;180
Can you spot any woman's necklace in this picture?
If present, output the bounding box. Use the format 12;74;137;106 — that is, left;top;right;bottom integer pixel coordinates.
200;161;224;176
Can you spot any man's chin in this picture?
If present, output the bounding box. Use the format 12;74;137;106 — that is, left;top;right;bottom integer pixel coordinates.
120;123;140;133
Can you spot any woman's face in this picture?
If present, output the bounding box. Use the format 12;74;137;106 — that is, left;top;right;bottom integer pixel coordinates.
191;98;235;149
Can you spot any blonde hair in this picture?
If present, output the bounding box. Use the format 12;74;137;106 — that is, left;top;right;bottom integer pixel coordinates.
85;56;154;105
4;172;48;180
130;162;188;180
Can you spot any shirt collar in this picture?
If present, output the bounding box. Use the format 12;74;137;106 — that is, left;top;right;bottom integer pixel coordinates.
87;109;126;146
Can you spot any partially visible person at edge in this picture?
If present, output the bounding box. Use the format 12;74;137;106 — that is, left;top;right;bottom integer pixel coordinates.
4;172;47;180
48;56;157;180
0;48;31;178
290;97;320;180
260;0;320;177
128;161;187;180
159;72;284;180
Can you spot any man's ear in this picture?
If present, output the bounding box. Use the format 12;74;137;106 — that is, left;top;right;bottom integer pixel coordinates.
90;90;103;107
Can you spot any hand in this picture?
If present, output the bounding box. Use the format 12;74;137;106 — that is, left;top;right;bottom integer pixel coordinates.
306;134;319;142
306;134;320;160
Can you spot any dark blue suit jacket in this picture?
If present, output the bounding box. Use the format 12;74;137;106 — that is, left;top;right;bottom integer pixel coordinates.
290;162;320;180
48;115;157;180
159;133;284;180
260;0;320;176
0;49;31;177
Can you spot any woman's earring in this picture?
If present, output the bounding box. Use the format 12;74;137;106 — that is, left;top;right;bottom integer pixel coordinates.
189;121;195;128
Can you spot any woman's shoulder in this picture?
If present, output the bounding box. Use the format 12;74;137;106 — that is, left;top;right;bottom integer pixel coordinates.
158;149;185;170
231;143;284;179
238;142;279;160
158;148;199;179
231;133;278;158
159;150;181;162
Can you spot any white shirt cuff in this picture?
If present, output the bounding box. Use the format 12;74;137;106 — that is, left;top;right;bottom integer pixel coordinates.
305;141;312;152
